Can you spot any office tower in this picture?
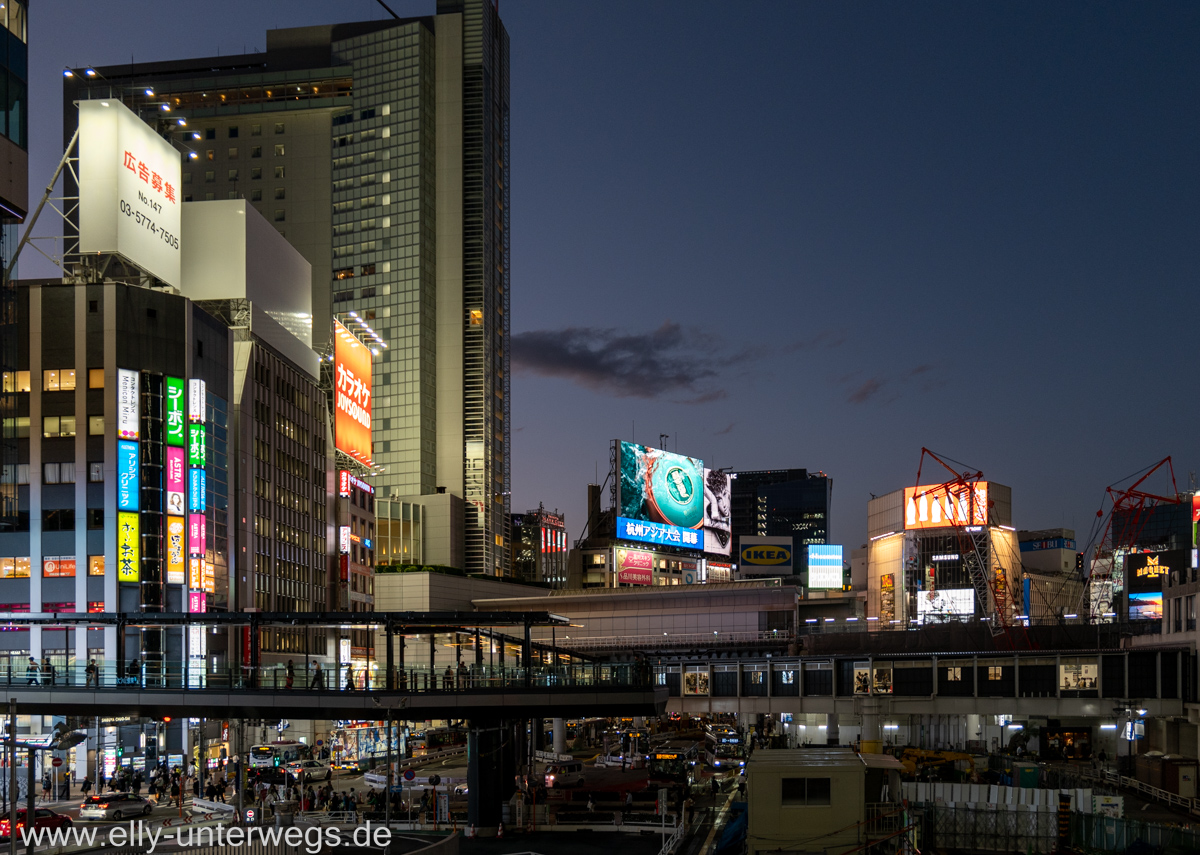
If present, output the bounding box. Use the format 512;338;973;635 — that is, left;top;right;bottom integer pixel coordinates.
62;0;511;575
731;469;833;563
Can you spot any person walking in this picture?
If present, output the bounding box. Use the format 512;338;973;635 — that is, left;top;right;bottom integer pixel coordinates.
310;660;323;690
42;657;55;687
344;663;355;691
80;776;92;797
286;660;295;689
25;657;38;686
84;659;97;688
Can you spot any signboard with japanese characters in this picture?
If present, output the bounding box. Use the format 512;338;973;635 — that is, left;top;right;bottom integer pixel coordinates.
333;319;373;464
117;369;139;439
188;379;205;423
166;446;185;515
77;99;182;287
117;512;139;583
188;424;205;468
117;440;139;511
164;376;185;446
188;513;205;557
166;516;186;585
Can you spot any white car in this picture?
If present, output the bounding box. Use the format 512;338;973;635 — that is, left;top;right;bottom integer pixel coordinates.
285;759;332;782
79;793;153;821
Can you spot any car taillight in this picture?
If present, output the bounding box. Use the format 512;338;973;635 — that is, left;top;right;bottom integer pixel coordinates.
97;803;109;809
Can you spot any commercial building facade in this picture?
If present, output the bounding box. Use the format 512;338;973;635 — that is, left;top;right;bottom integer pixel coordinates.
510;505;567;586
62;0;511;575
731;468;832;582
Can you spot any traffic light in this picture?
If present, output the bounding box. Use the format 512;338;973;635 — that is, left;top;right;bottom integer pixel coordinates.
162;717;172;724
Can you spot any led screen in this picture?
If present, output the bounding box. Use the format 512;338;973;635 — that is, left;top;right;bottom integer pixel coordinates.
164;377;185;446
1128;592;1163;621
117;512;139;583
334;319;373;464
617;441;703;549
702;468;732;556
904;482;989;530
916;588;975;622
807;544;844;589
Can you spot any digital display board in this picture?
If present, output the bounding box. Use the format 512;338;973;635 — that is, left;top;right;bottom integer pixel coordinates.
904;482;989;530
739;536;793;575
1128;592;1163;621
164;377;185;446
77;100;182;287
916;588;975;622
614;547;654;585
807;544;844;589
188;468;206;513
165;446;185;515
334;319;373;465
617;441;703;549
702;468;732;556
117;512;139;582
117;440;139;511
117;369;139;439
166;516;185;585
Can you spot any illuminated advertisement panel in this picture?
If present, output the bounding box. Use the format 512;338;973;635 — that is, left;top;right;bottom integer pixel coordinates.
807;544;844;589
702;468;732;556
165;446;185;515
617;441;703;549
904;482;989;530
1126;550;1186;620
117;440;139;511
188;379;206;423
166;516;185;585
188;424;206;467
188;468;206;513
117;512;139;582
164;377;185;446
916;588;975;623
339;526;351;555
188;513;206;556
188;591;206;613
334;319;373;464
117;369;139;439
188;558;203;590
1193;495;1200;552
739;536;793;575
77;99;182;287
613;547;654;585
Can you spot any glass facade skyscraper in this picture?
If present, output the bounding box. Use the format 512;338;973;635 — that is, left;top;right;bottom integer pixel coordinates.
63;0;512;574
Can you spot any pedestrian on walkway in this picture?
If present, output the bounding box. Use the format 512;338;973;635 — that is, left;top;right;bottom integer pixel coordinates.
25;657;38;686
41;774;50;803
286;660;295;689
81;776;92;797
310;660;323;690
85;659;97;688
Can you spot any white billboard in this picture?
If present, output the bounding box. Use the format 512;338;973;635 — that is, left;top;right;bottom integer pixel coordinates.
916;588;975;623
78;99;182;287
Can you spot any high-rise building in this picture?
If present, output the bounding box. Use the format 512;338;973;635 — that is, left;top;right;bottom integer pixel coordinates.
730;468;832;577
62;0;511;575
510;506;567;587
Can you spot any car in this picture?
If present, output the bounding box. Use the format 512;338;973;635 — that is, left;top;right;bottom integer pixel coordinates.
453;784;469;796
544;761;585;788
79;793;154;821
0;808;72;837
285;759;332;783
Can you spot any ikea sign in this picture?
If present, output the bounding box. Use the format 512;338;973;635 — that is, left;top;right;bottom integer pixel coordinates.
739;536;794;574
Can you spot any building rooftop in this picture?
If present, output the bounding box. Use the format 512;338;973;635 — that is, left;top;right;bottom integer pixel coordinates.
748;747;865;770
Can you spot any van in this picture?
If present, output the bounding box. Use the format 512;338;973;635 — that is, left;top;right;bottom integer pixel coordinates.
544;761;585;788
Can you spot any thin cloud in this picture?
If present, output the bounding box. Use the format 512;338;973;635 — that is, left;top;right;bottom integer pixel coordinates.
848;377;886;404
511;322;729;401
714;422;736;436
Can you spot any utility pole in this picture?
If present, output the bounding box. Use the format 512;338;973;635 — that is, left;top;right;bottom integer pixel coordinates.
385;710;393;827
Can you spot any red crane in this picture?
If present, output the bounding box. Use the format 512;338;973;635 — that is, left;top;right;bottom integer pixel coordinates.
912;449;1012;640
1079;457;1180;621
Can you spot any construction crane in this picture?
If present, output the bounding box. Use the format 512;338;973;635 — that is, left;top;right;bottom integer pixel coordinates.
912;449;1011;640
1075;457;1180;621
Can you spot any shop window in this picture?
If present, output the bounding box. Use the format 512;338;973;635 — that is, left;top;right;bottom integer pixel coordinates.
0;558;30;578
88;556;104;576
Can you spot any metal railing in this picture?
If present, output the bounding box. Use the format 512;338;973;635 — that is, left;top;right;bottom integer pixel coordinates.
559;631;794;650
0;662;654;693
1071;764;1200;816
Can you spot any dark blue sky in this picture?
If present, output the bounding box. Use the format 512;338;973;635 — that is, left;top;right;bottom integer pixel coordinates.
28;1;1199;549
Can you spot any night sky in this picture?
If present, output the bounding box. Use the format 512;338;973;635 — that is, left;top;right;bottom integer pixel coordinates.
26;1;1199;552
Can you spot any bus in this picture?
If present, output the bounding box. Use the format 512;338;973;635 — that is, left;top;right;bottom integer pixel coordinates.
249;740;312;770
704;726;745;770
646;740;700;787
409;726;467;756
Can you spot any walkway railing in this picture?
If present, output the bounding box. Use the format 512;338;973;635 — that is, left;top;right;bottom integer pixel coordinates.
1069;764;1200;817
0;662;654;693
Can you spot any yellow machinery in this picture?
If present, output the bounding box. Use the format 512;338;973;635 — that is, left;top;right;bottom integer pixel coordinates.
899;749;977;781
